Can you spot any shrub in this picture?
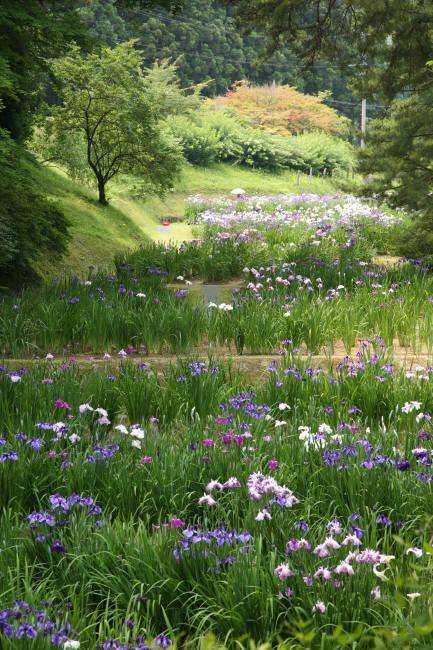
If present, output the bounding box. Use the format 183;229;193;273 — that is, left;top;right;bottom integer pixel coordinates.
168;110;355;174
198;111;245;162
390;212;433;267
199;112;290;171
220;129;289;171
279;131;355;174
166;116;220;166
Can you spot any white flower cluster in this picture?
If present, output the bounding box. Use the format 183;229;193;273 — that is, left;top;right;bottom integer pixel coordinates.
401;400;422;413
79;403;110;426
207;302;233;311
115;423;145;449
298;423;342;451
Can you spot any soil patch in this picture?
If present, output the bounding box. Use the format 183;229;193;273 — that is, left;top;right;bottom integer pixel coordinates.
5;337;433;381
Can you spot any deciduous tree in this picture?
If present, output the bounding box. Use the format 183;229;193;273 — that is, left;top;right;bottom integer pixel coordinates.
37;41;202;205
208;81;347;135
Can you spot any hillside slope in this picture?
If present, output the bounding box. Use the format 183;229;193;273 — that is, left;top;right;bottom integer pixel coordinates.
36;162;339;278
30;165;147;278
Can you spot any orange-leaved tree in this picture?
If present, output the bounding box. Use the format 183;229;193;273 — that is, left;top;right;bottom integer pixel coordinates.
207;81;347;136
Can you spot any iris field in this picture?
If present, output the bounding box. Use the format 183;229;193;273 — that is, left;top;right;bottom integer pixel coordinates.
2;193;433;649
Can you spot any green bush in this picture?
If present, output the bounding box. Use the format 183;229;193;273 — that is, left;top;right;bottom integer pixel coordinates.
202;112;289;171
0;130;70;288
223;130;289;171
168;110;355;174
166;116;220;166
280;131;355;174
199;111;244;160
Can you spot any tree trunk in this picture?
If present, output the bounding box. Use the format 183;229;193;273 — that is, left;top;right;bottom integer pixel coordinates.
98;178;108;205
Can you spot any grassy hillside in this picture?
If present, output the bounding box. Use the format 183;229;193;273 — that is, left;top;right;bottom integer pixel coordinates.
36;162;339;278
114;163;338;239
30;165;146;278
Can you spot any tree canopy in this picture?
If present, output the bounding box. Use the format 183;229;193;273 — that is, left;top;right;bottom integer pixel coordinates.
208;81;347;135
224;0;433;100
36;40;202;205
0;0;90;143
75;0;358;121
358;66;433;213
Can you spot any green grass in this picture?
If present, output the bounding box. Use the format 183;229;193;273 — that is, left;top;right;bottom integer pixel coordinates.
113;163;338;237
36;162;340;278
31;165;146;278
178;162;338;194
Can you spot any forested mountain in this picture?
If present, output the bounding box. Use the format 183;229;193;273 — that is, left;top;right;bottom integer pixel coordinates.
77;0;358;121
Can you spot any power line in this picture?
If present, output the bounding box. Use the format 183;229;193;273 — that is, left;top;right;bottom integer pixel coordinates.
166;48;335;71
89;24;353;78
127;6;268;40
101;28;358;73
124;6;367;72
128;6;265;38
324;98;361;106
324;98;390;109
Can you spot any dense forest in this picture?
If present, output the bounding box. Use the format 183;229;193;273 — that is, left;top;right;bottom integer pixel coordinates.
77;0;359;121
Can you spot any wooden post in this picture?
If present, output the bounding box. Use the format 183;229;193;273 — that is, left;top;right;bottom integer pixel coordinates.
309;167;313;182
323;168;327;177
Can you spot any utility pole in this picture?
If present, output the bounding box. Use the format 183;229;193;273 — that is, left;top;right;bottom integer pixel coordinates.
360;98;366;148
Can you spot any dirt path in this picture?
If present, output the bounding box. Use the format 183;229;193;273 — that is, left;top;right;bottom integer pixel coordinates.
5;338;433;380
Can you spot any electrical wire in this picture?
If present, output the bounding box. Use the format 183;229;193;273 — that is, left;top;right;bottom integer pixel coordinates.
123;6;367;71
85;7;392;111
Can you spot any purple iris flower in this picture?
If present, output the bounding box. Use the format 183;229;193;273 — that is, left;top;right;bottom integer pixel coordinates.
50;539;66;553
